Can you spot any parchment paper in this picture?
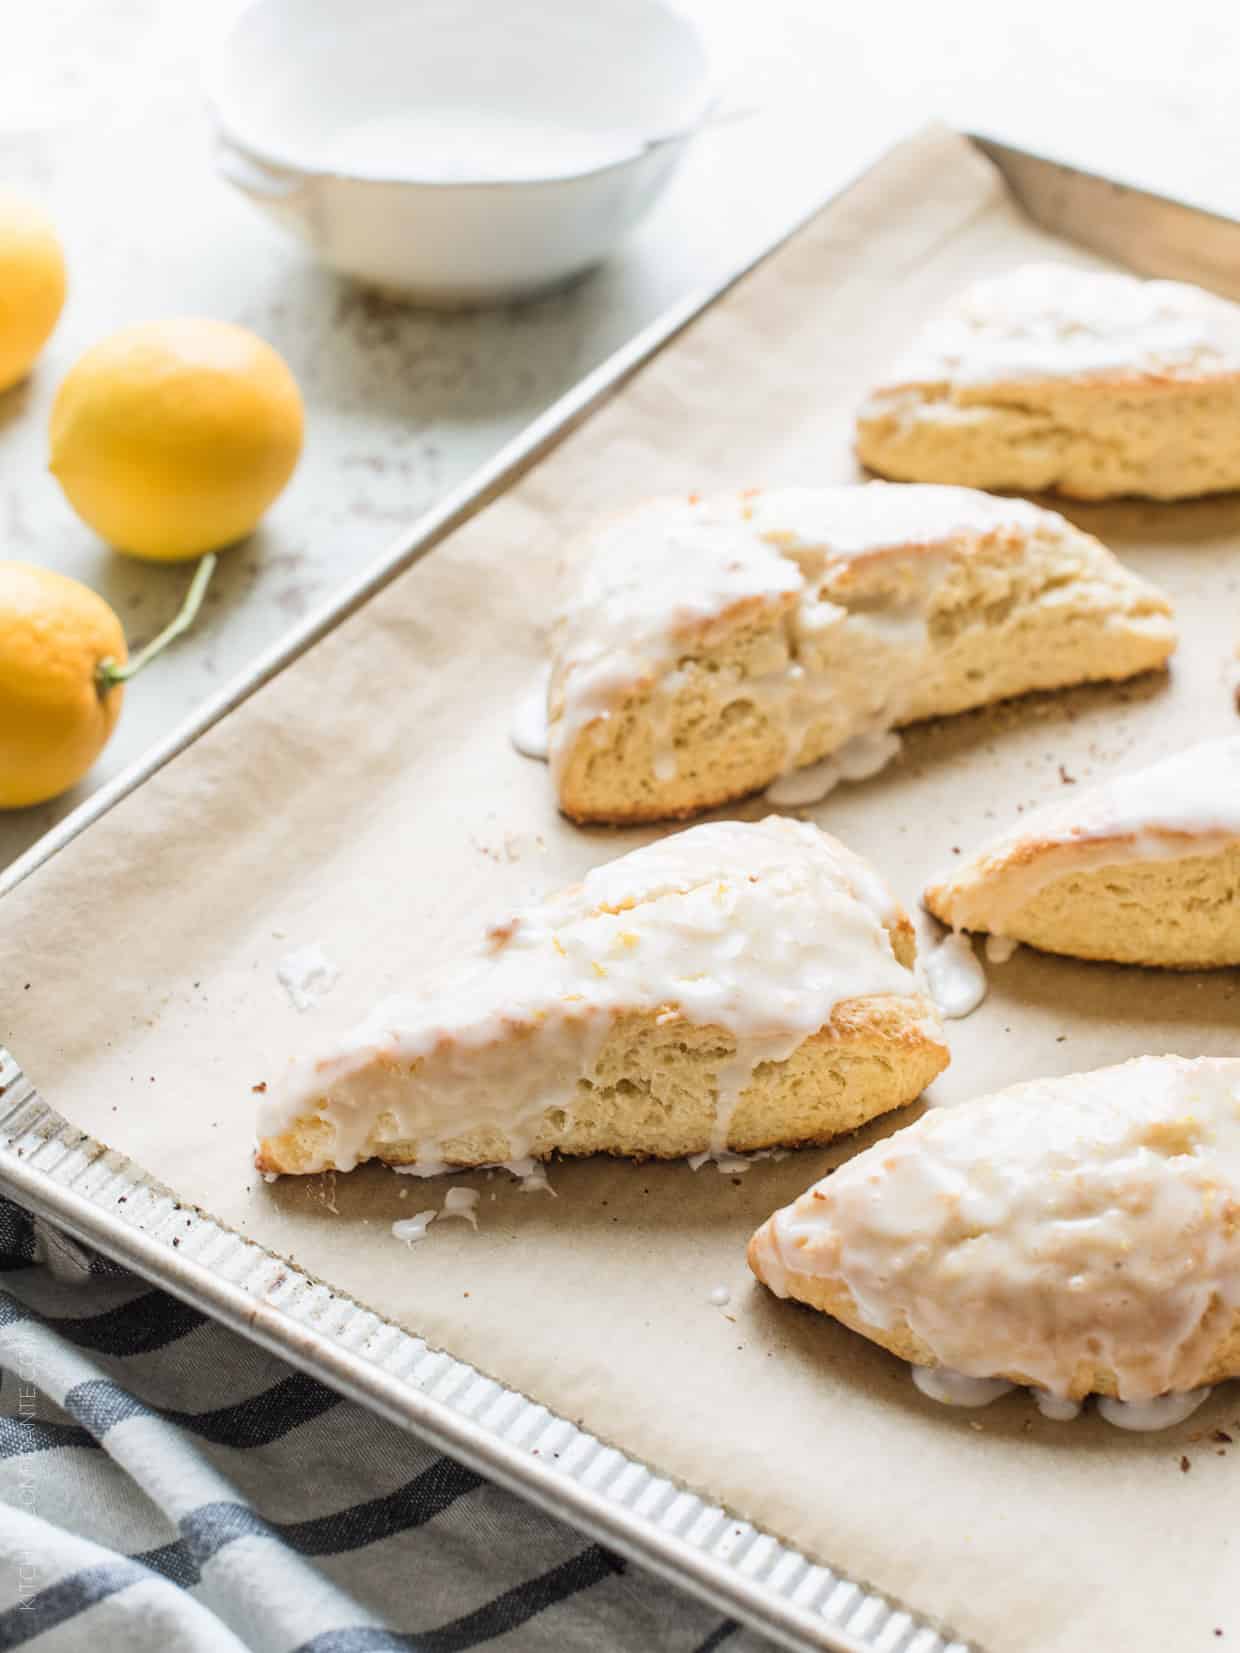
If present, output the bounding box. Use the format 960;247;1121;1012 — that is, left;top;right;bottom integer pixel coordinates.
5;127;1240;1653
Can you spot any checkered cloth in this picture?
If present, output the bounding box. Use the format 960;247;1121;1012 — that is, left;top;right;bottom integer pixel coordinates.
0;1197;771;1652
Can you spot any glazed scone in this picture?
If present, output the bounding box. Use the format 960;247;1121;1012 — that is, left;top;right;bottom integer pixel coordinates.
924;737;1240;969
255;818;948;1176
749;1056;1240;1403
547;483;1175;824
856;263;1240;500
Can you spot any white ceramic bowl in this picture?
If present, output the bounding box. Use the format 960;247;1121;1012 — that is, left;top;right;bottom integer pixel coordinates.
206;0;714;306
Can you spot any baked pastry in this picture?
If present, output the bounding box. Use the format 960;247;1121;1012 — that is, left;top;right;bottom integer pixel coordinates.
547;483;1175;824
924;737;1240;968
856;262;1240;500
255;817;948;1176
749;1056;1240;1403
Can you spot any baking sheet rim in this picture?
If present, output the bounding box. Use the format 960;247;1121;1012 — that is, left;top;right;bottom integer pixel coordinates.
0;1054;967;1653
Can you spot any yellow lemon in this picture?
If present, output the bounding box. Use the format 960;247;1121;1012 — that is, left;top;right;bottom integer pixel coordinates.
49;318;304;562
0;562;127;809
0;191;66;393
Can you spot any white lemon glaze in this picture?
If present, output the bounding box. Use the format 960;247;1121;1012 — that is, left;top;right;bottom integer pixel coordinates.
258;818;932;1171
912;1367;1013;1407
933;737;1240;936
509;665;552;761
752;1056;1240;1402
546;483;1053;793
441;1187;479;1228
912;1369;1201;1429
884;263;1240;392
922;932;988;1020
1096;1390;1212;1430
276;943;340;1013
1033;1391;1082;1422
764;730;903;808
391;1210;437;1244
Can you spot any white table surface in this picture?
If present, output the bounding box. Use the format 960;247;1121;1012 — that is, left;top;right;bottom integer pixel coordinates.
3;0;1239;872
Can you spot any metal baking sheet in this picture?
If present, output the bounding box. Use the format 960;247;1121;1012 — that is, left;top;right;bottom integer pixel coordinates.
4;128;1238;1652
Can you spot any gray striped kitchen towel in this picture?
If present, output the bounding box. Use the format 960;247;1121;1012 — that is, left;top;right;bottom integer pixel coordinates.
0;1197;772;1652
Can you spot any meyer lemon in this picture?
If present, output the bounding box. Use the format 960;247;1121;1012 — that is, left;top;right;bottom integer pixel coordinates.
0;562;127;809
0;554;216;809
49;318;303;562
0;191;66;393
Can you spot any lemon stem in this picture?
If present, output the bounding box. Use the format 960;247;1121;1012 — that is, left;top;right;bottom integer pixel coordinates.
97;553;218;690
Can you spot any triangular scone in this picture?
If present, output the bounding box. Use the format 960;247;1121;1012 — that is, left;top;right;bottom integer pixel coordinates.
856;263;1240;500
750;1056;1240;1404
255;818;948;1176
547;482;1174;823
925;737;1240;969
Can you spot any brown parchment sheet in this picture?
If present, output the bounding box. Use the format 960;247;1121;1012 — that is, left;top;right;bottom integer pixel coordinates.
4;126;1240;1653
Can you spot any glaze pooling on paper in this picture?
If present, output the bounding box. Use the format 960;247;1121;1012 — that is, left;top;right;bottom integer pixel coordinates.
912;1366;1013;1407
276;943;340;1012
922;932;987;1019
509;664;551;761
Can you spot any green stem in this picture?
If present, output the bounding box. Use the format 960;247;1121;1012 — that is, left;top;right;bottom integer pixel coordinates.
96;553;218;691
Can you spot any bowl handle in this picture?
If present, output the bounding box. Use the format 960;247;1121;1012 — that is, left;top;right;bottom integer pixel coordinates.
213;136;308;202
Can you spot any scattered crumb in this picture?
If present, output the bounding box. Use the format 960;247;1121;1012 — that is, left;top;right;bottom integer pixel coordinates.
1213;1430;1233;1443
1180;1455;1191;1473
1058;765;1077;785
470;830;543;864
251;1082;267;1094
